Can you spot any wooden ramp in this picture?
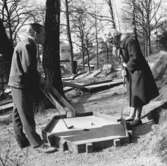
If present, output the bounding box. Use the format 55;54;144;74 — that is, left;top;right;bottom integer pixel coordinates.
43;115;130;153
0;98;13;115
141;100;167;123
63;79;123;93
63;81;89;93
85;79;123;93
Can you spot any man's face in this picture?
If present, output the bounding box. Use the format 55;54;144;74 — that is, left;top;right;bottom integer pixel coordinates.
113;35;121;48
37;27;45;45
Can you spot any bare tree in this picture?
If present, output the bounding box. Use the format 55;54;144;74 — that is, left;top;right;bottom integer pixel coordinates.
94;2;99;68
104;0;116;29
32;5;46;24
70;5;88;69
0;0;38;44
122;0;162;57
69;0;104;70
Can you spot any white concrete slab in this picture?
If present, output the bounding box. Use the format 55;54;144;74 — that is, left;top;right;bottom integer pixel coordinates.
50;115;119;134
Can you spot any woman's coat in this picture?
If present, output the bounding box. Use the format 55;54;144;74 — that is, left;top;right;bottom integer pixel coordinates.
120;34;159;107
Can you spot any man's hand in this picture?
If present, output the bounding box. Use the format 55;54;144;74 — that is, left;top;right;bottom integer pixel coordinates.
122;62;127;68
121;69;127;78
121;69;127;87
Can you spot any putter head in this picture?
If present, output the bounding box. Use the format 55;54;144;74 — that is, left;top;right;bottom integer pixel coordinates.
68;125;74;129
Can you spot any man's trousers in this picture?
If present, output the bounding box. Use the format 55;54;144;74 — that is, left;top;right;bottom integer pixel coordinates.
11;88;42;148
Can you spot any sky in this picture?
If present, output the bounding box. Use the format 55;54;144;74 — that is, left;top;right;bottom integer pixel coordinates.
29;0;166;16
26;0;167;52
28;0;124;31
31;0;122;6
28;0;167;34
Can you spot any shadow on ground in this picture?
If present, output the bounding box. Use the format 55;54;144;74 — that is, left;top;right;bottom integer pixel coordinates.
131;120;153;143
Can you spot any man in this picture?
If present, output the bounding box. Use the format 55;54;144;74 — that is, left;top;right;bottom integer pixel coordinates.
118;32;159;126
8;23;46;150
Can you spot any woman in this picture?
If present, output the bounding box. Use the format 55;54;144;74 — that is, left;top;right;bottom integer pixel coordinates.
119;33;159;126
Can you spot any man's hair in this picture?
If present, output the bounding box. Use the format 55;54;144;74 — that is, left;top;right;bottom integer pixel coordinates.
30;23;43;34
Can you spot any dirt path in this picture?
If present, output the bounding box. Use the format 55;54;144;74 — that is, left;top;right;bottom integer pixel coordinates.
0;85;165;166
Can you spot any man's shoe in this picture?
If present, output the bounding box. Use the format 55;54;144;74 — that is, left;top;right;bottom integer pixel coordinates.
34;143;57;153
117;117;133;122
130;119;142;126
126;119;142;129
19;139;30;149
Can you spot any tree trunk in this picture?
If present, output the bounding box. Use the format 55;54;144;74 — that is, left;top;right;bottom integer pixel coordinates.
95;15;99;68
81;31;85;70
65;0;74;74
145;0;152;57
132;0;138;39
107;0;116;29
0;19;13;62
85;39;90;72
43;0;64;95
106;43;109;63
147;20;151;56
0;19;13;93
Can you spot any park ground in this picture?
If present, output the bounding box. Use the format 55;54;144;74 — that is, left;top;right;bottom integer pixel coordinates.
0;52;167;166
